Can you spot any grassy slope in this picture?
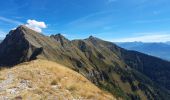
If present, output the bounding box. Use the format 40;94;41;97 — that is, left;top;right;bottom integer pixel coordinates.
72;38;170;100
0;59;115;100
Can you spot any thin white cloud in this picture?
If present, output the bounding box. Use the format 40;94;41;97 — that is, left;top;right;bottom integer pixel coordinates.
112;34;170;42
0;30;6;39
134;18;170;24
0;16;23;25
25;19;47;32
65;10;116;31
108;0;117;3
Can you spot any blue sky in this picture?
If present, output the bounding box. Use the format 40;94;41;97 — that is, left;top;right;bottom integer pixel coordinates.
0;0;170;42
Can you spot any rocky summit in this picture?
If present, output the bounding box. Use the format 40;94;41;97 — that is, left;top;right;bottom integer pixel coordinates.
0;25;170;100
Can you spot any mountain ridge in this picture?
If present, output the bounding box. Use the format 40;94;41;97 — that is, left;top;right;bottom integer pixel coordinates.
0;25;170;100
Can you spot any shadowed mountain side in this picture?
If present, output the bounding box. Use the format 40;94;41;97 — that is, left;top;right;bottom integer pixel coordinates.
0;25;170;100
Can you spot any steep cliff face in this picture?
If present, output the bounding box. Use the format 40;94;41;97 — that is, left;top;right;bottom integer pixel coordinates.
0;25;170;100
0;26;43;66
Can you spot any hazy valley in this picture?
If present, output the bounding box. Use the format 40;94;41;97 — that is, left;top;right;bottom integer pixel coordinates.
117;42;170;61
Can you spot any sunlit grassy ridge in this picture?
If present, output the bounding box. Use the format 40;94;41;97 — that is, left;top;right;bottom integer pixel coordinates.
0;59;115;100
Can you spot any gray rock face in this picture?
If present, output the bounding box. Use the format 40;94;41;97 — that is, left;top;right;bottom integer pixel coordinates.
0;26;43;66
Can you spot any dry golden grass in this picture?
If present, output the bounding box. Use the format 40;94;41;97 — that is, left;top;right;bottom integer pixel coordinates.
0;59;116;100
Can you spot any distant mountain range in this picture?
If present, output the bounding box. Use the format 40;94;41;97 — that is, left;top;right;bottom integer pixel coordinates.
0;25;170;100
116;42;170;60
166;41;170;45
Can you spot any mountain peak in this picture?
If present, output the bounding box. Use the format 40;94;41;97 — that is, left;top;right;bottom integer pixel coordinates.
86;35;104;44
88;35;96;39
6;25;39;38
5;25;29;40
15;25;42;35
18;25;27;29
50;33;70;46
50;33;66;39
16;25;31;31
0;25;44;66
